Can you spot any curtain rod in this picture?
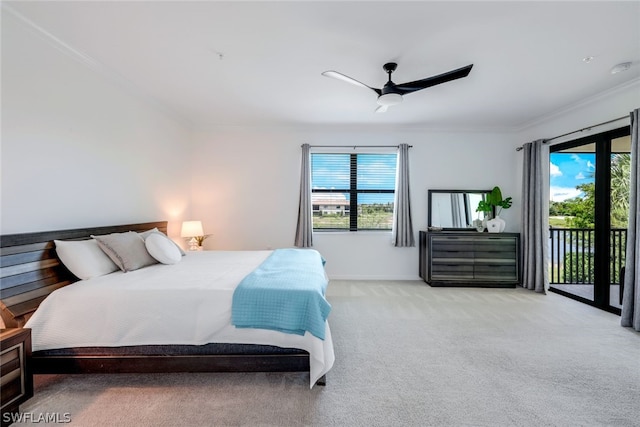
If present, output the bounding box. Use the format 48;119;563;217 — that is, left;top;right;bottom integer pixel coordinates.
304;144;412;148
515;115;629;151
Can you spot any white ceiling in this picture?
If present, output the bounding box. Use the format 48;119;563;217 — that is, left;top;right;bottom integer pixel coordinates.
4;1;640;130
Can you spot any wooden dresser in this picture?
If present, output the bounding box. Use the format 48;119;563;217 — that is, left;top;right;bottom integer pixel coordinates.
419;231;520;287
1;328;33;426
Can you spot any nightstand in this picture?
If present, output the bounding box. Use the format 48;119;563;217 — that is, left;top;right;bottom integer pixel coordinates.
1;329;33;426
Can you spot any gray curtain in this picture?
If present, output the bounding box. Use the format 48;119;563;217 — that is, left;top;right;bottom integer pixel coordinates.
392;143;415;247
520;139;548;293
294;144;313;247
621;108;640;331
450;193;465;228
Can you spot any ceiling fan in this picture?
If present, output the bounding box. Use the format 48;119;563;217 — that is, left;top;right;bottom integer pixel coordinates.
322;62;473;112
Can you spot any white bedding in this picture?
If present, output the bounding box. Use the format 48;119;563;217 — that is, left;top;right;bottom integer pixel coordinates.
25;250;334;387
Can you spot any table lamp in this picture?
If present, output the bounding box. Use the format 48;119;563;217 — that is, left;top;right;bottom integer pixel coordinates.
180;220;208;251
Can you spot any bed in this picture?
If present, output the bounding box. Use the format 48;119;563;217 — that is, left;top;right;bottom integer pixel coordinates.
0;221;334;387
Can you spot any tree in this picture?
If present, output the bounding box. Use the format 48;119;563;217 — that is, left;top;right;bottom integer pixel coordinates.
610;153;631;228
549;200;572;217
565;182;595;228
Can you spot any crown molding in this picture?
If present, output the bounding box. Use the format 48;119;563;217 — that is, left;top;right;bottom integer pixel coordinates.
192;121;520;134
3;3;194;129
516;77;640;132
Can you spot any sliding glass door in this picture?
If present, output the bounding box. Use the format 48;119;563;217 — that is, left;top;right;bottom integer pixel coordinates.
548;127;630;314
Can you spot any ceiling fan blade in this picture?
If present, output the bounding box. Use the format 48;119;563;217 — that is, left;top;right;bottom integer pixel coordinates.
395;64;473;95
375;105;388;113
322;71;382;96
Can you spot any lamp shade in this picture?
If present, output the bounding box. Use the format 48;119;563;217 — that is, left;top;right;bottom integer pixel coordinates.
181;220;204;237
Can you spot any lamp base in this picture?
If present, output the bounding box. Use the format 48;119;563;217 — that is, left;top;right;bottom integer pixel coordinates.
187;238;202;251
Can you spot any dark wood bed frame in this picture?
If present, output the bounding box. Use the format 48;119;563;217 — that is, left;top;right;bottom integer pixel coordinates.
0;221;324;385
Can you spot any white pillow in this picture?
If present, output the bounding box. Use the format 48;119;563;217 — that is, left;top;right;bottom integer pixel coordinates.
144;233;182;265
139;228;186;256
92;231;158;272
54;239;119;280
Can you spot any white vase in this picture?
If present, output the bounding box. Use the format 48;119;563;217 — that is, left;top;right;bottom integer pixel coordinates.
486;216;506;233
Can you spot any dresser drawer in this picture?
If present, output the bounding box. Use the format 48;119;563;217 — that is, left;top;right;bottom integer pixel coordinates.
431;263;474;279
474;264;518;281
431;250;475;259
430;237;474;259
474;238;516;254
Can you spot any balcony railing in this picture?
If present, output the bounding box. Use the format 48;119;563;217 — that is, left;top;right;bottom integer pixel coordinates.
548;227;627;285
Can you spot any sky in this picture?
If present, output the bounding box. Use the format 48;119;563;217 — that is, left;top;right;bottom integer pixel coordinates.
311;153;396;204
549;152;595;202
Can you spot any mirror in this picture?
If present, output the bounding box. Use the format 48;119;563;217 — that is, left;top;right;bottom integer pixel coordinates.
428;189;493;230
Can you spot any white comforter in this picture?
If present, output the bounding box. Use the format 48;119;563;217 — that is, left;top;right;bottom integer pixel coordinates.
25;250;334;387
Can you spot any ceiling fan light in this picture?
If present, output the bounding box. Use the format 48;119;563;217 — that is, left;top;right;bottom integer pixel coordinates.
377;93;403;106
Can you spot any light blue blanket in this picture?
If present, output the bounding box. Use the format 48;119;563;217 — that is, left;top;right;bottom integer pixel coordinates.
231;249;331;340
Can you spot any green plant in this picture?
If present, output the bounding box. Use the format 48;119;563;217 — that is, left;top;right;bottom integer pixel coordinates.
476;199;493;215
486;186;512;216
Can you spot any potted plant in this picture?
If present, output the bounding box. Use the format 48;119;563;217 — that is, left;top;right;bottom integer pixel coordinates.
485;186;512;233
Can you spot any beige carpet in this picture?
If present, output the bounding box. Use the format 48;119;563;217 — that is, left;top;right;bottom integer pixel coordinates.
13;280;640;426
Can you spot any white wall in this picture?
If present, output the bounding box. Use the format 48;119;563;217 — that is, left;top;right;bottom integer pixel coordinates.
1;11;192;240
190;126;520;279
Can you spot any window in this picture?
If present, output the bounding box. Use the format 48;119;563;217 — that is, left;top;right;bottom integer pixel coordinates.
311;153;397;231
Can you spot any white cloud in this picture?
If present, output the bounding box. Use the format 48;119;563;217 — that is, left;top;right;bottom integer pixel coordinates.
549;163;562;177
550;186;583;202
569;154;595;171
575;172;585;179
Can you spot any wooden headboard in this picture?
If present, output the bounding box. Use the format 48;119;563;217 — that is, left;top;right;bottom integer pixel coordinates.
0;221;168;328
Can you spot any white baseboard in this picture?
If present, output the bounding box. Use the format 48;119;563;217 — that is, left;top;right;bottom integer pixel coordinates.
327;275;422;281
